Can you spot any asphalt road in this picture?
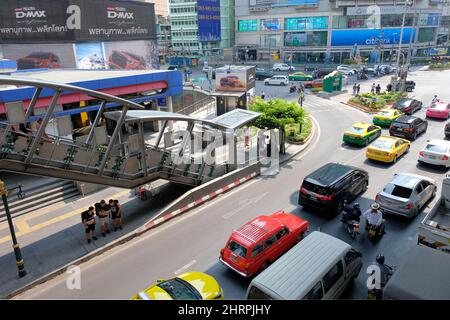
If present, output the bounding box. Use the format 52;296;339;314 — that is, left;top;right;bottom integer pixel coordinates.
15;68;450;299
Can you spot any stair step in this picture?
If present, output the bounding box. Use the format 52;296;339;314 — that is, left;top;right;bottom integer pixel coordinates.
5;179;73;204
0;185;78;216
0;190;81;222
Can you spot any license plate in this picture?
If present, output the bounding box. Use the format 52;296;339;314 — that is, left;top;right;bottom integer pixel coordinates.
374;151;381;155
309;195;317;201
429;155;436;159
230;254;237;262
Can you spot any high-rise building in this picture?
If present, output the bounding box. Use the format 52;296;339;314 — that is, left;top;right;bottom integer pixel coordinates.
235;0;445;64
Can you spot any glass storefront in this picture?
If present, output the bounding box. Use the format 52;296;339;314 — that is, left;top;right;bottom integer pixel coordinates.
418;28;437;43
332;15;413;29
260;18;282;31
285;17;327;30
284;31;327;47
260;34;282;47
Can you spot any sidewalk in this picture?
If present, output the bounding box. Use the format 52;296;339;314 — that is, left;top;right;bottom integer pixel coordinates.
0;137;311;298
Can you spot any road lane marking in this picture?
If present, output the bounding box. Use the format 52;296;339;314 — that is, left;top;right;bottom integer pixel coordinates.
0;189;131;245
221;192;268;219
174;259;197;275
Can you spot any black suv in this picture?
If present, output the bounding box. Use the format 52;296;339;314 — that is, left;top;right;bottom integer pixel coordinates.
389;115;428;140
393;98;423;115
256;70;274;80
298;163;369;215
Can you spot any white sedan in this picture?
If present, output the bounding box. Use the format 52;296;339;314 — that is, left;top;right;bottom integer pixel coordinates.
264;75;289;86
337;65;356;75
418;139;450;168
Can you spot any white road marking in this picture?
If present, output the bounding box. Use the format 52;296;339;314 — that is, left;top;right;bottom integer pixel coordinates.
222;192;268;219
174;259;197;275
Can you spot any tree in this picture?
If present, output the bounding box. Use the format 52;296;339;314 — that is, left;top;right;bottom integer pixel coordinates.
250;97;307;154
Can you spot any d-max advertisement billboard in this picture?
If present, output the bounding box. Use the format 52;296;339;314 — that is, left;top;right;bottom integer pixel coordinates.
197;0;221;42
215;66;256;92
0;0;156;43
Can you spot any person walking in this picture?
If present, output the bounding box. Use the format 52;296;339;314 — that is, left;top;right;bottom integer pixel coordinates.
81;206;97;244
261;91;265;100
98;200;111;237
376;84;381;94
356;84;361;95
243;126;250;148
352;83;357;96
298;91;305;107
371;83;376;94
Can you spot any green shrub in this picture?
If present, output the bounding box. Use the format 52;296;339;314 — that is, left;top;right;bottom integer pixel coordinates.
310;87;322;93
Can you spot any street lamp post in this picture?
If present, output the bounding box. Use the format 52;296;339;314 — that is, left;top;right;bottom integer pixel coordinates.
0;180;27;278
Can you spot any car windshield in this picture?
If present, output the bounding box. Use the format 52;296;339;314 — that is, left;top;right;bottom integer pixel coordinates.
384;183;413;199
430;104;445;110
347;126;365;134
227;240;248;258
371;140;393;150
378;111;392;116
395;100;410;107
158;278;200;300
425;143;448;153
302;181;330;195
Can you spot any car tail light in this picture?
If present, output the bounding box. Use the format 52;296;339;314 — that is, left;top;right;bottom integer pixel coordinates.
406;128;413;132
300;187;308;195
405;203;413;209
419;151;425;157
317;194;332;201
220;249;224;256
375;194;381;201
442;155;449;161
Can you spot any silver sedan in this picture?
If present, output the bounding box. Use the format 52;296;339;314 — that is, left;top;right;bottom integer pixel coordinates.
375;173;437;219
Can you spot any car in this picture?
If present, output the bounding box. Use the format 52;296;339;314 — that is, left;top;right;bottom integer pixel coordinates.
108;51;146;70
336;65;356;75
131;272;224;300
373;109;404;127
219;75;242;87
313;69;334;79
288;72;313;81
418;139;450;168
17;52;62;70
445;122;450;138
389;115;428;140
303;78;323;89
375;173;437;219
256;70;274;80
366;136;410;163
426;102;450;119
264;75;289;86
343;122;382;146
393;99;423;115
219;211;309;277
299;163;369;215
272;63;295;71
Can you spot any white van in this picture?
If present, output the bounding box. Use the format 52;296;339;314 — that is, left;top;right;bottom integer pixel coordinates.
246;231;363;300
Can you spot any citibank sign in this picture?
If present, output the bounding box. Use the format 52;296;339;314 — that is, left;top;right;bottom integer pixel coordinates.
331;28;415;46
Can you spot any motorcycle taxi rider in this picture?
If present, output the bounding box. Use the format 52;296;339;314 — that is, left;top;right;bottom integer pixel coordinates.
363;203;385;234
342;202;361;223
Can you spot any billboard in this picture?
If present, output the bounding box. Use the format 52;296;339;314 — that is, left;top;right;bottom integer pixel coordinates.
75;43;106;70
1;43;76;70
285;17;327;30
261;18;281;31
331;28;416;46
215;66;255;92
104;40;158;70
0;0;156;43
197;0;221;42
249;0;319;10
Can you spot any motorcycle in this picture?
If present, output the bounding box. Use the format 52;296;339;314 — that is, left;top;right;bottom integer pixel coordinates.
341;202;360;239
289;85;297;93
367;264;395;300
357;72;368;80
367;223;385;241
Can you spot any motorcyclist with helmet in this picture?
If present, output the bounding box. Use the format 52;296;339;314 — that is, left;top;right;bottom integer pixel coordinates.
342;201;361;223
368;254;394;299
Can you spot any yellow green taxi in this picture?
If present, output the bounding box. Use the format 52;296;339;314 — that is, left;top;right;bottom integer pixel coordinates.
131;272;224;300
343;122;382;146
373;109;403;127
366;136;410;163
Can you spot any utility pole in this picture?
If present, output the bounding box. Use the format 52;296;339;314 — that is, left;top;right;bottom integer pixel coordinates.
0;180;27;278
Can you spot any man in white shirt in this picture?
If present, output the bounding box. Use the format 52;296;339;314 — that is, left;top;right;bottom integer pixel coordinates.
364;203;384;233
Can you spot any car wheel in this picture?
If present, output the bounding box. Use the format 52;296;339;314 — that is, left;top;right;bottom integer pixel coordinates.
406;145;410;153
414;206;420;217
276;68;280;71
362;180;369;193
282;82;287;86
364;138;369;146
259;261;270;273
297;232;305;242
432;187;437;199
264;82;268;86
413;131;418;140
393;155;398;163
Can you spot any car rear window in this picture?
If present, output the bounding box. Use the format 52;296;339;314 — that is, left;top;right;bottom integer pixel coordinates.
158;278;201;300
425;143;448;153
384;183;412;198
302;180;330;195
371;140;394;150
430;104;446;110
392;122;410;128
247;286;273;300
227;240;248;258
378;111;391;116
347;126;365;134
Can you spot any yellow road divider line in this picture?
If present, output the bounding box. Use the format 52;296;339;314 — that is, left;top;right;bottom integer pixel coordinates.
0;190;131;245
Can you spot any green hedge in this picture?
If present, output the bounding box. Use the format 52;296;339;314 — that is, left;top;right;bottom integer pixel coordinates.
429;62;450;69
349;91;407;110
286;116;312;143
310;87;322;93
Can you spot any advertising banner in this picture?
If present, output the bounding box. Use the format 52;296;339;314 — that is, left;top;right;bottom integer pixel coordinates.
285;17;327;30
103;39;158;70
215;66;255;92
1;43;76;70
0;0;156;43
261;18;281;31
75;43;106;69
331;28;416;46
249;0;319;10
197;0;221;42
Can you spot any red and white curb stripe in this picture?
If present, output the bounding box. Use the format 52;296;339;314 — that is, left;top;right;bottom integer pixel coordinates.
140;171;259;231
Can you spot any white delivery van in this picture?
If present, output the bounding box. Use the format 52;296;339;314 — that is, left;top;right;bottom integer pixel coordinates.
246;231;363;300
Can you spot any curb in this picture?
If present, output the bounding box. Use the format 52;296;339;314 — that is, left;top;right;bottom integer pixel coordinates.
7;119;317;299
136;172;259;234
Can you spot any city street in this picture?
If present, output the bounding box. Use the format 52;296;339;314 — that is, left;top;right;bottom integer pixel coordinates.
14;68;450;300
